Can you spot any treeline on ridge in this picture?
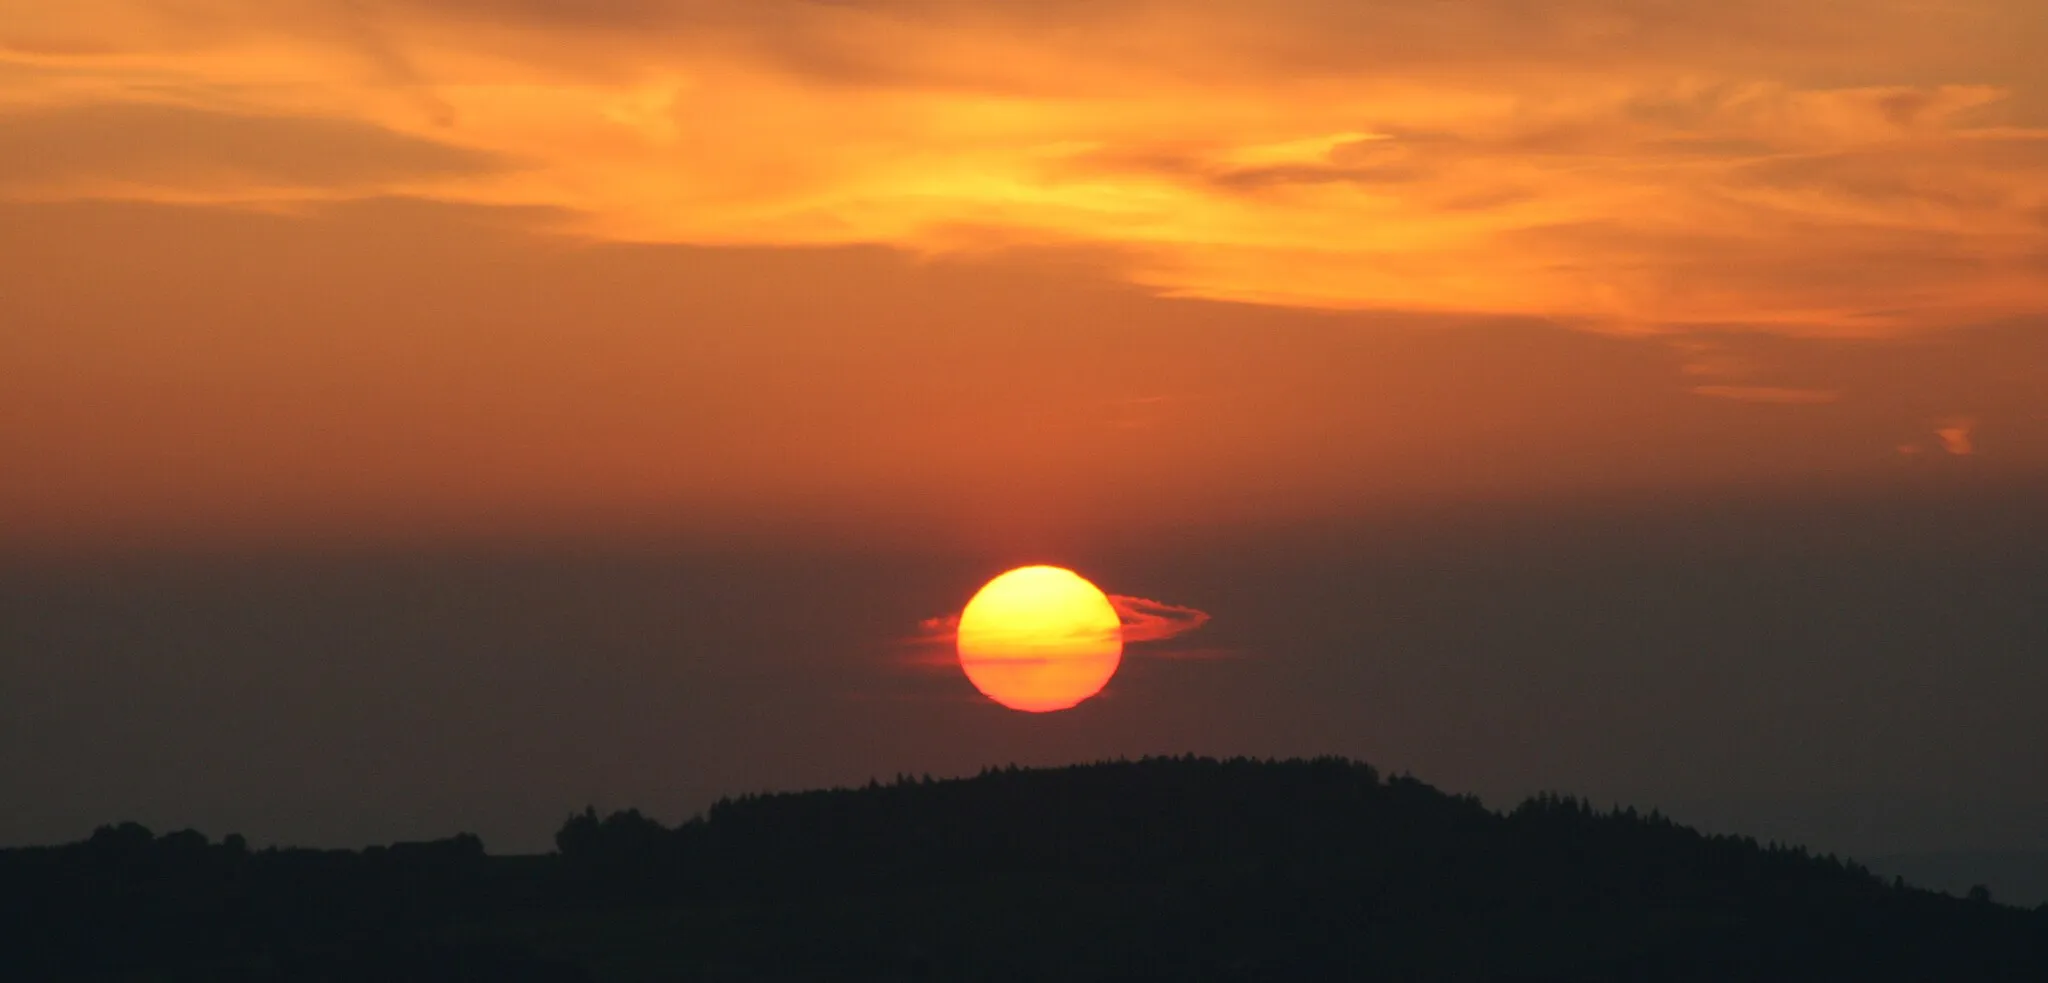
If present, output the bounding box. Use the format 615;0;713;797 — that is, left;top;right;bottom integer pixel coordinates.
4;756;2044;981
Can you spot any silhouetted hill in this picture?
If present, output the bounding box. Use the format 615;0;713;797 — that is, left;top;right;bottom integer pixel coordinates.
5;757;2044;981
1872;851;2048;909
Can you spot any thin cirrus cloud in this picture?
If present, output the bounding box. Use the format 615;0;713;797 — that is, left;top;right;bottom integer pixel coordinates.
0;102;508;196
1;0;2045;335
1109;595;1213;646
1689;385;1843;405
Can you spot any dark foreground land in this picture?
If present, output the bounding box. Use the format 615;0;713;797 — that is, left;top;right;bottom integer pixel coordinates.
4;757;2045;981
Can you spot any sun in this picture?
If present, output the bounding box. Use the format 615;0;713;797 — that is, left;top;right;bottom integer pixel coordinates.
956;566;1123;713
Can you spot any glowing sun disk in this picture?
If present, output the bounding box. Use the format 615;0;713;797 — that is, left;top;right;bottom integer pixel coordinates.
956;566;1122;713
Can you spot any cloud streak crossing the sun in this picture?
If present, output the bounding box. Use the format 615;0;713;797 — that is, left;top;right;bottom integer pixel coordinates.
909;593;1212;663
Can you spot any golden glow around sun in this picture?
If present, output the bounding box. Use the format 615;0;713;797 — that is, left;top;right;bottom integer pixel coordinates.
956;566;1123;713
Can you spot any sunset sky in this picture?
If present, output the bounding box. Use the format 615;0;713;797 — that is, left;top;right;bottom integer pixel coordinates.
2;2;2045;861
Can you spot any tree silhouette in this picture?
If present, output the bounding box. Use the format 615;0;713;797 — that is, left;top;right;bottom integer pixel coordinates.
5;757;2043;981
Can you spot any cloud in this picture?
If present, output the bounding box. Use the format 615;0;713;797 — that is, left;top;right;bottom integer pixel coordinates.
1936;417;1977;455
1689;385;1842;405
905;591;1211;662
1895;415;1984;457
351;1;2003;85
0;103;507;197
3;1;2046;334
1107;594;1211;645
1670;336;1845;406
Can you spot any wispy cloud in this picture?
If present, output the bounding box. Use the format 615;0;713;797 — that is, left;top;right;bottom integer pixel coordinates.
1896;415;1983;456
2;1;2044;334
1936;417;1977;455
0;103;505;198
1108;594;1211;645
1689;385;1843;405
904;591;1212;664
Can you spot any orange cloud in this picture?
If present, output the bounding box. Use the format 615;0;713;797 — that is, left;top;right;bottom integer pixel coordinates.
1689;385;1843;405
2;1;2045;335
1936;417;1977;455
1107;595;1213;645
0;103;505;197
911;593;1210;656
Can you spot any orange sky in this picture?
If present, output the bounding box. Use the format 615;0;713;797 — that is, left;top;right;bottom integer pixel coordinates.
2;0;2045;550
